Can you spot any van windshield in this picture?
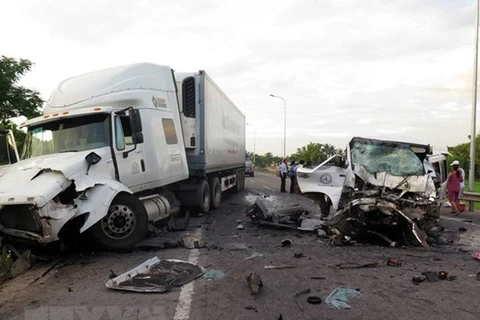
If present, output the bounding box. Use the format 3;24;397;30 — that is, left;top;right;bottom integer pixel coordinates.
351;140;425;176
22;114;110;159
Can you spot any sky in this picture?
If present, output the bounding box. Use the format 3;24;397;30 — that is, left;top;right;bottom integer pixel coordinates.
1;0;479;156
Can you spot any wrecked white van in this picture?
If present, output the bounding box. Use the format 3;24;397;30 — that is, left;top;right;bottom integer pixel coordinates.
296;137;448;247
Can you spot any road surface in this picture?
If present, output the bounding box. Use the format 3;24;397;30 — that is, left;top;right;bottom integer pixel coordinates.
0;172;479;320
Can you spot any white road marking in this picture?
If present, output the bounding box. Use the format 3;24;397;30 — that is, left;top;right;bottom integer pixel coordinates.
173;229;203;320
264;186;275;192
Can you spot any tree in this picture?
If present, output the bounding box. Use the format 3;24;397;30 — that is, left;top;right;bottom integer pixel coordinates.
0;56;44;149
290;142;343;165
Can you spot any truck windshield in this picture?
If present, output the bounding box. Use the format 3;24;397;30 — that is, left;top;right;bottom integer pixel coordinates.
351;140;425;177
22;114;110;159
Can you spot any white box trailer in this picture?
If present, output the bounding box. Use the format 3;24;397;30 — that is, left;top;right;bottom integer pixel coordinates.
175;71;245;177
0;63;246;251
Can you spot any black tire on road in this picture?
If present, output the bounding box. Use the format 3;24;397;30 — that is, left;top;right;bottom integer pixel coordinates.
209;177;222;210
90;193;148;251
196;180;211;213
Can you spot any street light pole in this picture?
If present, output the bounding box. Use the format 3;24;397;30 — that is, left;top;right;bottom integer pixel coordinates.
246;123;256;164
269;94;286;158
469;0;480;212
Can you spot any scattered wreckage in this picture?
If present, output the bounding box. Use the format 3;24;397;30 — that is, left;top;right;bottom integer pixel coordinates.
248;137;450;247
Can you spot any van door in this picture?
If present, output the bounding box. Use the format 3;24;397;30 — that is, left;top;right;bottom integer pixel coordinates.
296;155;348;211
112;114;148;192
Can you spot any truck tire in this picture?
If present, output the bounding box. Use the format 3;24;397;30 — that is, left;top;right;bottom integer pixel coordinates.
196;180;211;213
240;170;246;191
234;170;245;193
209;177;222;210
90;193;148;251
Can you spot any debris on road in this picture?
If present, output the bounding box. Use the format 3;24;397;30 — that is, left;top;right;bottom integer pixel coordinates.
325;287;362;309
282;239;292;247
237;224;245;230
310;276;326;280
246;198;325;232
135;237;180;249
203;269;226;280
473;252;480;261
264;265;297;269
105;257;205;293
306;296;322;305
412;271;457;285
477;272;480;281
245;252;264;260
244;306;257;311
179;234;205;249
459;227;468;232
108;270;117;279
387;258;403;267
294;253;304;258
330;262;378;269
246;272;263;295
294;289;311;310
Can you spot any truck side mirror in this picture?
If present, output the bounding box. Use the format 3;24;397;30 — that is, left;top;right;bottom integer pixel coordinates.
123;109;144;158
129;109;144;144
85;152;101;175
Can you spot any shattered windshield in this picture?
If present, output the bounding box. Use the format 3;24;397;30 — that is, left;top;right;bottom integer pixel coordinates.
22;114;110;159
351;140;425;176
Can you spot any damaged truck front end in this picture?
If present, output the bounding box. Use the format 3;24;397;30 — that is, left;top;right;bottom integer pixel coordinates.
297;137;445;247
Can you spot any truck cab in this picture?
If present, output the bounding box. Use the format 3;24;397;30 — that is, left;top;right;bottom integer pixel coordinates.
0;63;245;251
0;130;19;167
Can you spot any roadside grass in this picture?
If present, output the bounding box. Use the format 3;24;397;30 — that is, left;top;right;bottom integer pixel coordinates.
0;246;12;284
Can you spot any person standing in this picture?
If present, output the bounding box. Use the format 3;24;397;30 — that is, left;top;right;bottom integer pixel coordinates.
447;162;464;215
280;158;288;192
451;160;466;198
289;161;297;194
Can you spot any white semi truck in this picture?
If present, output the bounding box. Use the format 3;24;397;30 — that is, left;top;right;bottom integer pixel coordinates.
0;63;246;250
0;130;19;167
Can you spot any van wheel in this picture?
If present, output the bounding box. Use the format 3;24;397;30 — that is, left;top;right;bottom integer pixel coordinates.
91;193;148;251
209;177;222;209
196;180;211;213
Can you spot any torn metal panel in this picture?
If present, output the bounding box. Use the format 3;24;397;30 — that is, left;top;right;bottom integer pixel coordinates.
105;257;206;293
327;197;428;247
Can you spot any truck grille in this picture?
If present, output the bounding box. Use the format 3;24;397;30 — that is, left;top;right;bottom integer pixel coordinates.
0;205;42;233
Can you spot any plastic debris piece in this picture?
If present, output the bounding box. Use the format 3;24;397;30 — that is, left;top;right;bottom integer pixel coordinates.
245;252;264;260
237;224;245;230
294;289;311;311
412;276;426;285
282;239;292;247
294;253;304;258
472;252;480;261
438;271;448;280
105;257;205;293
422;271;439;282
203;269;226;280
307;296;322;304
246;272;263;295
387;258;402;267
325;288;362;309
180;234;205;249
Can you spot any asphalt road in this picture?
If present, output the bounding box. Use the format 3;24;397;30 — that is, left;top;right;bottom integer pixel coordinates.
0;173;479;320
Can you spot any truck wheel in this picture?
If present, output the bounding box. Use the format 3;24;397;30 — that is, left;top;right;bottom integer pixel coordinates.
239;170;246;191
209;177;222;210
196;180;211;213
90;193;148;251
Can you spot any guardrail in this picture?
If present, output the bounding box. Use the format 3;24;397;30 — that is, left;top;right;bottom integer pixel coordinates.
460;191;480;203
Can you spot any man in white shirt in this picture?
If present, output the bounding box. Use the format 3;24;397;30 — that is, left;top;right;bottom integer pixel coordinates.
280;158;288;192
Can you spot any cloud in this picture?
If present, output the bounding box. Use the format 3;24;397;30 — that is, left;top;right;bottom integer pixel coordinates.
1;0;478;156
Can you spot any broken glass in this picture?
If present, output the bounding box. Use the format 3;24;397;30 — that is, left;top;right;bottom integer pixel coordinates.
351;140;424;176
